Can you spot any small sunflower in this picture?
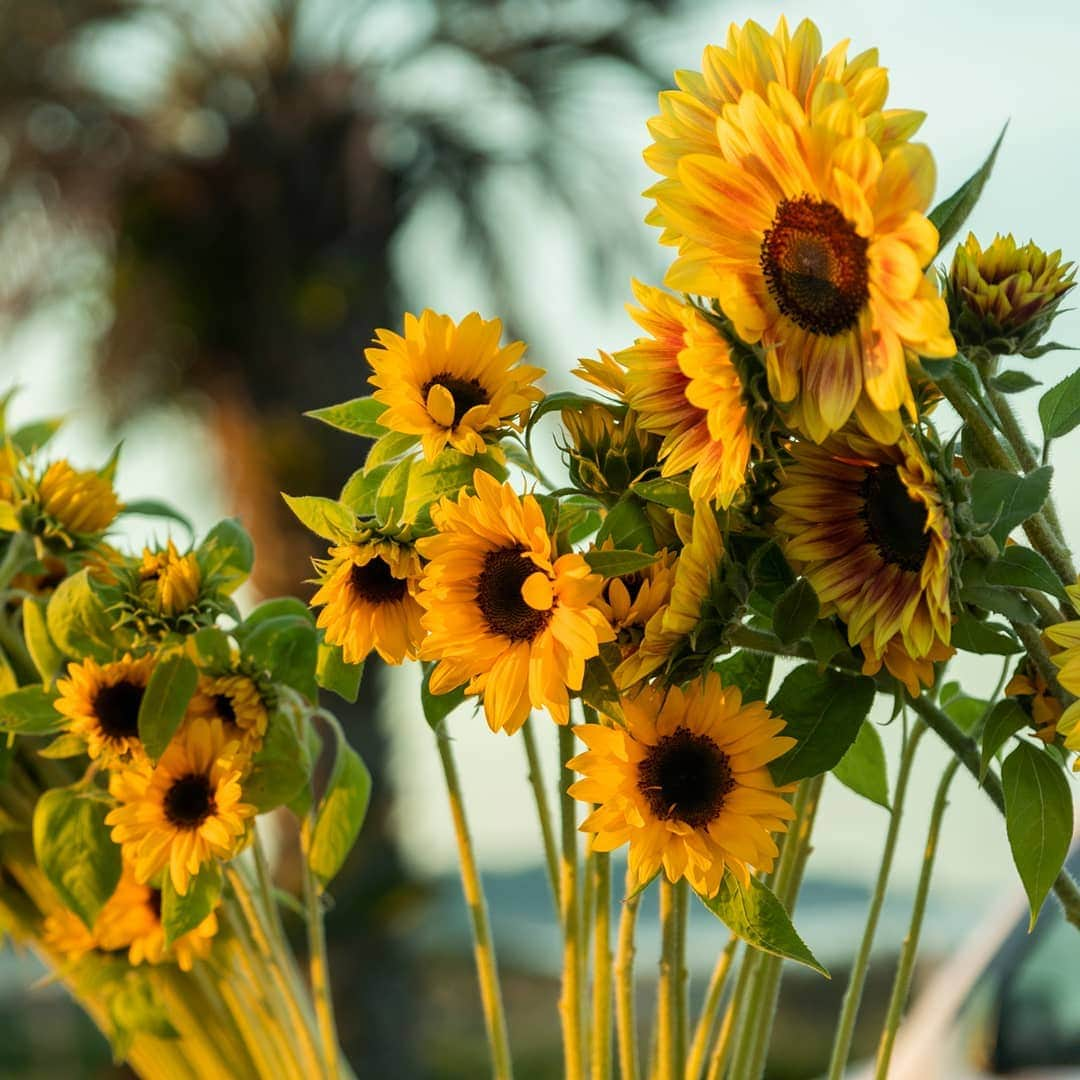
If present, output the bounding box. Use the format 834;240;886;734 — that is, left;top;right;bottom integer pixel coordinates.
138;539;202;616
55;654;156;763
106;718;254;896
37;460;122;536
1042;587;1080;763
773;430;953;694
568;671;796;896
367;310;545;462
648;86;954;444
188;674;268;757
417;470;614;734
614;282;753;508
310;530;425;665
592;548;677;662
42;907;97;961
95;866;218;972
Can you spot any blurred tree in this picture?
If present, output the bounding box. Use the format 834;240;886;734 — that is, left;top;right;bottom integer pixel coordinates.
0;0;672;1071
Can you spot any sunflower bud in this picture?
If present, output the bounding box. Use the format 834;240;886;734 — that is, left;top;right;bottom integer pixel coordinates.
37;460;122;537
559;404;660;501
139;540;202;616
947;233;1075;357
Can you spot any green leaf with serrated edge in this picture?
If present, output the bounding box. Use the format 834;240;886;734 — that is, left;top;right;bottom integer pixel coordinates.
583;549;659;577
304;396;387;438
698;874;828;977
596;496;657;554
188;627;232;672
0;685;63;734
773;578;820;644
1039;367;1080;440
991;370;1041;394
952;612;1023;655
808;620;849;667
525;392;620;457
374;456;412;527
986;546;1068;600
928;124;1007;252
281;494;355;542
39;733;89;759
33;786;121;929
340;463;392;517
119;499;194;538
197;518;254;594
162;862;221;946
46;568;117;661
631;476;694;515
768;665;875;785
970;467;1052;547
943;692;988;733
22;596;62;684
402;450;505;524
138;653;197;762
980;699;1029;781
243;707;312;813
714;651;773;703
308;732;372;887
10;418;62;454
832;721;890;810
242;615;318;701
421;661;468;731
365;430;419;469
317;640;363;704
1002;741;1072;930
959;584;1039;624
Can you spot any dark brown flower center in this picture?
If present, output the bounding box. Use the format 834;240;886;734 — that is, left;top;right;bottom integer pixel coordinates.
92;680;144;741
421;372;489;428
859;464;931;572
637;727;734;829
761;196;870;336
350;558;408;605
163;773;216;829
476;545;552;642
148;888;163;921
213;693;239;733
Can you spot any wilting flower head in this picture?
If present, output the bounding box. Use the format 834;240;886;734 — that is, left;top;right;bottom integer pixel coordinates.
139;540;202;616
568;671;796;896
1005;660;1063;746
559;404;660;501
948;233;1075;357
37;460;122;537
367;310;544;462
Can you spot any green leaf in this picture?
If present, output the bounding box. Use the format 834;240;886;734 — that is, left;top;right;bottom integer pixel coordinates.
242;615;319;701
316;640;363;704
243;707;313;813
304;396;387;438
281;494;355;542
340;463;392;518
107;971;177;1042
922;354;985;399
943;691;988;733
1002;741;1072;929
38;733;89;759
119;499;194;538
526;392;618;457
969;467;1052;547
198;518;254;594
928;124;1006;252
986;546;1068;601
698;874;828;977
714;651;773;704
308;731;372;887
580;645;624;722
630;476;693;515
808;620;850;667
773;578;820;644
831;721;890;810
952;612;1023;655
188;627;233;673
374;456;413;527
959;583;1038;624
33;786;121;929
46;568;118;661
1038;367;1080;440
241;597;314;631
22;596;63;684
365;430;419;469
162;861;221;946
0;684;63;734
403;449;505;525
9;418;62;454
980;699;1029;781
768;665;875;785
583;549;659;577
746;541;797;617
420;661;468;731
991;370;1041;394
596;496;657;554
138;653;198;762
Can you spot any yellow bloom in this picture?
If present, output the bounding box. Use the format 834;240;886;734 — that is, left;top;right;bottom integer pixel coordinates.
568;671;796;896
310;532;425;665
188;674;269;758
0;441;17;503
648;84;954;444
95;865;218;972
1042;585;1080;764
773;431;953;695
367;310;545;461
38;460;122;535
573;351;629;399
55;653;156;763
42;907;97;961
139;539;202;616
1005;662;1063;746
592;548;676;662
106;718;254;896
615;282;753;507
417;470;614;734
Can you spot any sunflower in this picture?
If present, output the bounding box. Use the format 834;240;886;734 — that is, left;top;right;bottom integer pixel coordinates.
37;459;122;535
613;282;753;507
592;548;677;662
568;671;796;896
138;539;202;616
106;718;253;896
647;84;954;444
1042;586;1080;763
310;530;425;665
1005;661;1063;746
366;310;545;462
42;907;97;961
416;470;614;734
773;430;952;694
573;351;629;399
615;504;726;688
95;865;218;972
188;674;268;757
55;653;156;763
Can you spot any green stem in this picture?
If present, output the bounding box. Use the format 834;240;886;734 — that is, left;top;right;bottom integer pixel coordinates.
657;879;679;1080
591;851;613;1080
300;821;340;1079
436;731;514;1079
825;722;926;1080
705;942;756;1080
675;879;690;1071
558;722;584;1080
522;716;560;915
684;936;738;1080
615;864;642;1080
0;531;33;591
874;757;961;1079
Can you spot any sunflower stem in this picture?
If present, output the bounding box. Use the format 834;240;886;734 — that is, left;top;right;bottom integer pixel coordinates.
436;730;514;1080
874;756;960;1078
558;722;585;1080
591;850;614;1080
657;878;680;1080
615;864;642;1080
0;530;33;591
684;935;738;1080
825;721;926;1080
704;938;757;1080
522;715;560;915
675;878;690;1069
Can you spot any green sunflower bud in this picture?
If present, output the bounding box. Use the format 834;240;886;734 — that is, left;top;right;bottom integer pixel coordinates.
559;404;660;501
